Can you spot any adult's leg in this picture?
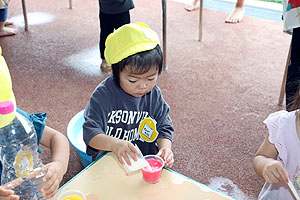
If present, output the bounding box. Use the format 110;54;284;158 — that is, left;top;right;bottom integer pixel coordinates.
0;7;17;37
286;27;300;109
225;0;245;23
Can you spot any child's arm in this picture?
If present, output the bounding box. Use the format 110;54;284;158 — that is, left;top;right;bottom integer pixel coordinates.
253;133;289;184
156;138;174;168
39;126;70;198
88;134;139;166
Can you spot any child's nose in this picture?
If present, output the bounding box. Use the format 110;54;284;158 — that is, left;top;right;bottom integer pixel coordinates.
138;81;147;89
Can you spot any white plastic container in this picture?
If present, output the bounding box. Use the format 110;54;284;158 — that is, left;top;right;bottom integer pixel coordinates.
122;145;150;174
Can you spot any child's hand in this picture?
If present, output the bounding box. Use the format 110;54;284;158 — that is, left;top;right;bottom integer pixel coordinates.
262;160;289;184
0;178;21;200
41;161;65;198
0;188;19;200
157;147;174;168
111;139;139;166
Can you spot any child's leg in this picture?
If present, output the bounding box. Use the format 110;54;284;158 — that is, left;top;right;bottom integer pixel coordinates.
100;11;130;72
184;0;200;12
225;0;245;23
286;27;300;109
0;7;17;37
114;11;130;30
99;11;114;71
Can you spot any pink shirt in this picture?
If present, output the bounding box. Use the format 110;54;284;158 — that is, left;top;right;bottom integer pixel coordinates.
258;110;300;200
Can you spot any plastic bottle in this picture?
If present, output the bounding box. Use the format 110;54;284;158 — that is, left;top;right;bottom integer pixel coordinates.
0;100;46;200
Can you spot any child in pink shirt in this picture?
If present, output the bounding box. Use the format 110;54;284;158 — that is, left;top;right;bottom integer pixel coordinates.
254;89;300;199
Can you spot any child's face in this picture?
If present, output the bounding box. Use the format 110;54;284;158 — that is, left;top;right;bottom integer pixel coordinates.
119;65;159;98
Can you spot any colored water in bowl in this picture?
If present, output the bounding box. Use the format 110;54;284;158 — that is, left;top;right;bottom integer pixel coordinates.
142;158;163;184
63;195;83;200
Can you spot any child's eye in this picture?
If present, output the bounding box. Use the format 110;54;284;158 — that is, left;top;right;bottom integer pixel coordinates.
128;80;137;83
148;78;155;81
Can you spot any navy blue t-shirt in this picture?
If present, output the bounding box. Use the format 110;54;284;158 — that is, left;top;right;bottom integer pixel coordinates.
83;76;174;160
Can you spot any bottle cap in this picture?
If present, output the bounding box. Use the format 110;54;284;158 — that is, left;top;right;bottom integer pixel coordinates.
0;101;14;114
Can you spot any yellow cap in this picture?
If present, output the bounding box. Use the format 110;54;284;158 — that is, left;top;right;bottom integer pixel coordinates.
0;46;12;102
104;22;160;65
0;46;17;128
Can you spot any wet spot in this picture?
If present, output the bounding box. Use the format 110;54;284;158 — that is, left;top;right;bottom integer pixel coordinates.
63;45;102;76
208;177;254;200
9;12;55;27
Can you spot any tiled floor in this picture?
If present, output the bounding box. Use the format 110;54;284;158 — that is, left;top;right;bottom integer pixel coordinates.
0;0;291;199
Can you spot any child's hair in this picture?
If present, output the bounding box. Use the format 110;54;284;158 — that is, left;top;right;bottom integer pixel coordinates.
288;86;300;111
112;45;163;87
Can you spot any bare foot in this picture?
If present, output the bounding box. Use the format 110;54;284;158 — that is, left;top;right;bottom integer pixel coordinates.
225;7;244;23
100;59;112;72
4;21;13;26
0;27;18;37
100;59;108;69
184;4;198;12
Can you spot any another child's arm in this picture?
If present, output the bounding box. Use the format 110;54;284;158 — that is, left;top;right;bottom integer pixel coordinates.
39;126;70;198
88;134;139;166
253;133;289;184
156;138;174;168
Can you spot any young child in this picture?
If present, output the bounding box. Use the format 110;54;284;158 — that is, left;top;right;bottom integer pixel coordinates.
0;48;69;199
83;23;174;168
0;109;70;199
98;0;134;71
253;89;300;199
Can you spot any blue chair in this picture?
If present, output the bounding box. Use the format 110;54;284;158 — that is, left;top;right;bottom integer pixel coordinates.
67;110;92;167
